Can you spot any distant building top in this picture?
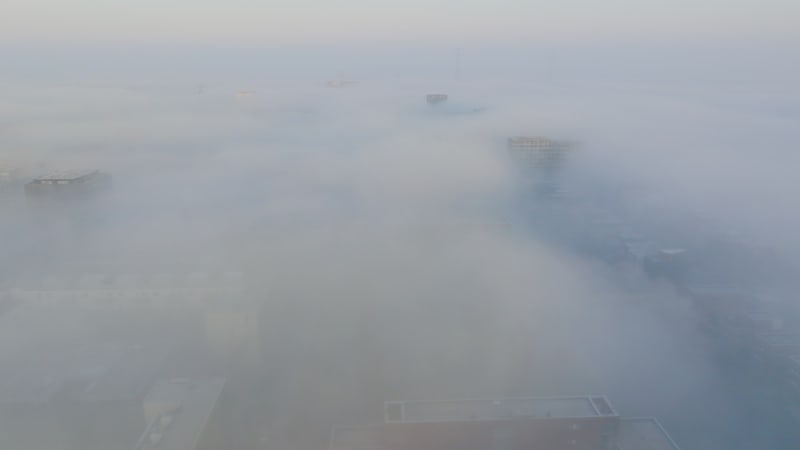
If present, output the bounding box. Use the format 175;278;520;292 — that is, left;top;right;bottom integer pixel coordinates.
31;169;101;184
616;418;681;450
507;137;571;172
137;378;226;450
384;396;617;423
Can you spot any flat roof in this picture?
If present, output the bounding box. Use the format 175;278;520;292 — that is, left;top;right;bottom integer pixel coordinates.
136;378;226;450
384;396;617;423
617;418;681;450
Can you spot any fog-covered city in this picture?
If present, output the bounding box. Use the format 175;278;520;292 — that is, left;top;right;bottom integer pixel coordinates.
1;10;800;450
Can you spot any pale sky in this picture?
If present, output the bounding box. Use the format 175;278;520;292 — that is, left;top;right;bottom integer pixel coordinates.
3;0;799;46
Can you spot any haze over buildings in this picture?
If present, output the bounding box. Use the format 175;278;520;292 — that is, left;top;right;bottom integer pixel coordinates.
0;0;799;449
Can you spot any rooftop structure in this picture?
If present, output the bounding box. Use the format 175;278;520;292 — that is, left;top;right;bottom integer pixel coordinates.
31;169;102;184
334;396;685;450
381;396;619;450
616;418;681;450
384;396;616;423
24;169;111;205
137;378;226;450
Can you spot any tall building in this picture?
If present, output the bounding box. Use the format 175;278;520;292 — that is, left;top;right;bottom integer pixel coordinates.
136;378;226;450
507;137;572;198
507;137;570;173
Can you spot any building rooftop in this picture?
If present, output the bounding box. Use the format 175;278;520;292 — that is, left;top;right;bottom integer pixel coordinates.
617;418;681;450
136;378;226;450
384;396;617;423
31;169;100;183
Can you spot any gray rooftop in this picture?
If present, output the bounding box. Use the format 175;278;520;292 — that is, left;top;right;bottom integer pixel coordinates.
384;396;617;423
617;418;681;450
136;378;226;450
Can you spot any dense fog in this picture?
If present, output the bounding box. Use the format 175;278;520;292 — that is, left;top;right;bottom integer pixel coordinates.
1;43;799;450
